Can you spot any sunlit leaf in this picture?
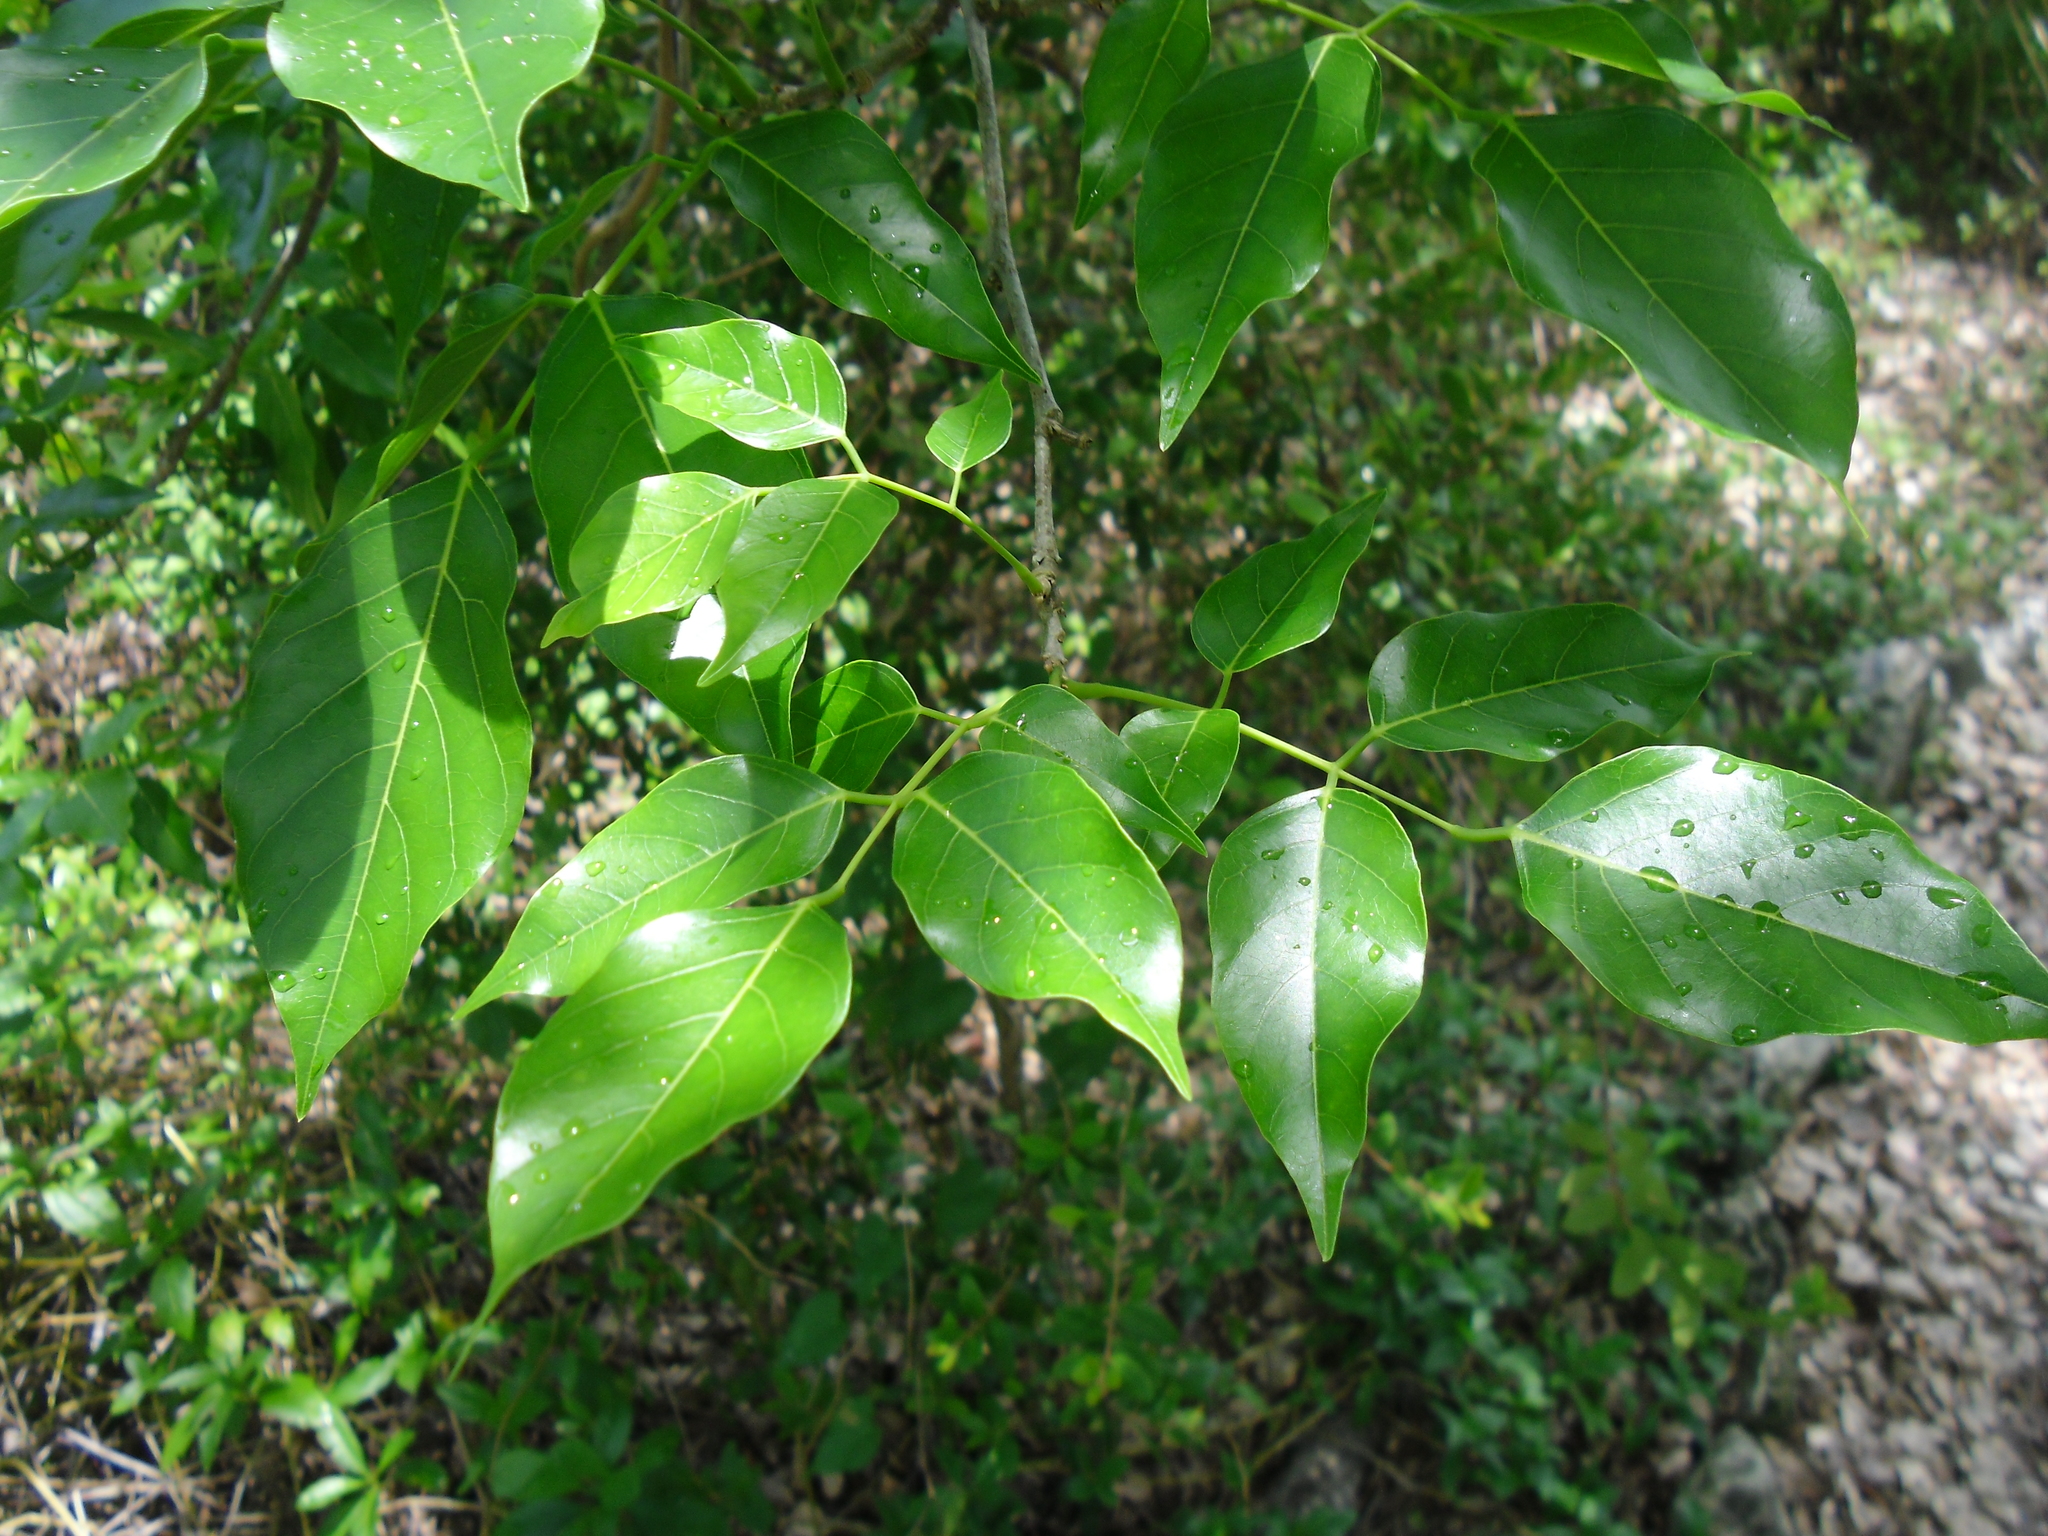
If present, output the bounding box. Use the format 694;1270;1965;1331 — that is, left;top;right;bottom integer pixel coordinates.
924;376;1013;474
1191;497;1378;675
597;599;804;760
543;473;756;645
1121;706;1239;867
984;685;1204;852
1074;0;1210;227
791;661;919;792
624;318;846;451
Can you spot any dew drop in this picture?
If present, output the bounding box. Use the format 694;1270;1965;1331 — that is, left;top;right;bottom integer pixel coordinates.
1831;889;1851;905
1260;848;1283;861
391;654;406;673
1783;806;1812;830
1752;900;1781;931
1733;1023;1761;1044
287;864;299;876
1741;858;1759;878
1321;901;1333;911
839;186;851;199
587;859;606;875
1972;924;1994;948
1686;924;1707;941
273;971;296;990
1676;983;1692;996
1712;754;1739;775
1297;876;1311;886
381;604;396;622
928;241;941;253
567;1122;582;1136
1639;865;1677;892
529;1141;541;1153
376;912;390;924
867;205;881;222
1568;856;1583;870
508;1193;519;1205
1860;879;1883;899
1232;1059;1254;1081
1367;942;1385;963
1778;982;1796;999
1927;887;1968;910
1794;844;1815;859
1581;809;1601;823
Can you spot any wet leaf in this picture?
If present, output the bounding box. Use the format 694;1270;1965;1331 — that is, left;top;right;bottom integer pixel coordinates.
791;660;919;792
1120;706;1240;867
623;318;847;451
543;473;756;645
1074;0;1209;227
1191;497;1379;674
984;685;1204;852
924;376;1013;474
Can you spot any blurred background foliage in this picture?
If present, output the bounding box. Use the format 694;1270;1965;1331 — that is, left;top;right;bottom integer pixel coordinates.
0;0;2042;1531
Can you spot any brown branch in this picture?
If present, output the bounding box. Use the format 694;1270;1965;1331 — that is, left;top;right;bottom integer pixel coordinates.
152;119;340;489
574;4;681;290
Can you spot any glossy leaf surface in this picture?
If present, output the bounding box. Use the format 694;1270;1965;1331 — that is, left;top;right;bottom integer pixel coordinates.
1210;789;1425;1258
1138;37;1380;447
1474;107;1858;483
267;0;601;209
1121;706;1240;867
1074;0;1210;227
894;751;1189;1094
597;601;804;760
1514;747;2048;1048
224;469;530;1112
368;148;478;355
791;661;919;792
487;903;851;1306
1191;498;1378;674
924;377;1013;474
711;112;1034;377
465;755;843;1011
703;478;897;683
983;685;1204;852
543;473;755;645
1368;604;1726;760
624;319;847;451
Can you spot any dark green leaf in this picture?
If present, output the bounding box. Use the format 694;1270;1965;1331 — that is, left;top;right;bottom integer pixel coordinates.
791;660;918;792
711;111;1034;377
1368;604;1727;760
1474;107;1858;483
302;310;401;402
487;903;851;1306
543;473;756;645
983;685;1204;851
1138;37;1381;447
893;751;1189;1094
597;601;804;760
1514;746;2048;1048
0;191;116;320
252;359;324;530
1074;0;1210;227
1191;497;1378;674
924;376;1013;474
201;119;278;275
45;768;135;844
779;1289;848;1370
130;774;209;883
1210;788;1425;1258
1120;706;1239;866
225;468;531;1113
812;1392;880;1475
623;318;846;450
465;755;844;1011
368;148;478;356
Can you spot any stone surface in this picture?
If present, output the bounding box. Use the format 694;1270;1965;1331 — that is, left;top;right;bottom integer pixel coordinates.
1675;1427;1797;1536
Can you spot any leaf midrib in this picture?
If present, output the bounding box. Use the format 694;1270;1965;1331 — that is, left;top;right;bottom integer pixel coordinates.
1381;638;1707;735
432;0;514;185
8;52;201;208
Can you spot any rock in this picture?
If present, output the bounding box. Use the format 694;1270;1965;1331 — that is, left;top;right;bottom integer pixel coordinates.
1673;1427;1796;1536
1264;1424;1368;1533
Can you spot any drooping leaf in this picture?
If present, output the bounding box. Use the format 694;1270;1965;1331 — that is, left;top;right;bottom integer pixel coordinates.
0;46;215;230
202;118;279;275
1513;746;2048;1048
530;294;807;591
266;0;602;210
0;190;117;321
1074;0;1210;228
369;148;479;356
791;661;919;792
702;478;898;684
130;774;209;883
542;473;756;645
1368;604;1727;761
465;755;844;1011
597;599;804;759
487;903;851;1307
710;111;1034;377
224;468;531;1113
1210;789;1425;1258
924;376;1013;474
1473;107;1858;483
623;318;847;451
251;358;324;530
1138;36;1381;447
1120;706;1239;866
45;768;135;844
302;310;401;401
1191;497;1379;675
983;685;1204;852
893;751;1189;1094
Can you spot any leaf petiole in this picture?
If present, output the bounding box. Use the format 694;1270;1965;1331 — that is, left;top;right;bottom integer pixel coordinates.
810;714;988;906
855;472;1044;595
1237;724;1519;842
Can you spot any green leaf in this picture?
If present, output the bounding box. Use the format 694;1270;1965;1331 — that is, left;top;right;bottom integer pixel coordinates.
24;0;267;50
465;755;844;1011
302;310;401;402
791;661;919;792
259;1375;368;1475
710;111;1034;377
224;469;531;1114
369;148;479;357
1075;0;1210;228
150;1255;197;1339
531;294;807;592
702;478;897;684
596;600;804;759
266;0;602;210
1209;789;1426;1258
1368;604;1727;761
251;359;324;531
45;768;135;844
1191;497;1379;674
0;46;213;231
893;751;1189;1094
542;473;755;645
1513;746;2048;1048
779;1289;848;1369
1473;107;1858;484
983;685;1204;852
0;191;116;320
924;376;1013;474
623;318;847;451
42;1182;126;1244
1138;36;1381;447
130;774;209;883
487;903;851;1307
1120;706;1239;867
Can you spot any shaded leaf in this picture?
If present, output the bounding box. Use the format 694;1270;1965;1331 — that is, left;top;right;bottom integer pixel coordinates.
623;318;846;451
791;660;919;792
597;600;804;760
924;376;1013;474
1074;0;1210;228
130;774;209;883
543;472;755;645
0;190;117;320
1191;497;1378;674
984;685;1204;851
1121;706;1239;866
369;147;479;356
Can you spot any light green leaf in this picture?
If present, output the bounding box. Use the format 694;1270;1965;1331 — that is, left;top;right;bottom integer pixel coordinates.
1191;497;1379;674
42;1182;126;1244
1368;604;1728;760
1513;746;2048;1048
894;751;1189;1094
0;45;214;231
224;468;531;1114
530;295;807;592
596;599;804;759
703;478;897;684
623;318;846;451
1210;788;1425;1258
1075;0;1210;228
924;376;1013;474
791;661;919;792
1474;107;1858;483
1138;36;1381;447
296;1475;369;1513
543;473;755;645
465;755;843;1011
983;685;1204;852
150;1255;197;1339
259;1375;368;1475
487;903;851;1308
710;111;1035;377
266;0;602;210
1121;706;1239;867
369;148;478;357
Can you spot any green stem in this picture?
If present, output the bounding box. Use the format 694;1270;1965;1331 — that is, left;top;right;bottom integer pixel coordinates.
804;0;850;97
1213;670;1234;710
839;791;896;807
1237;724;1518;842
469;378;539;470
1255;0;1495;123
595;54;726;134
590;163;702;296
812;716;991;905
836;434;869;478
857;473;1044;595
1066;682;1189;713
1361;0;1417;36
666;16;761;108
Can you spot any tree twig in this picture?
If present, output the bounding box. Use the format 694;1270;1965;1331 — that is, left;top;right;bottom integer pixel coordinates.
152;119;340;489
574;7;679;290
